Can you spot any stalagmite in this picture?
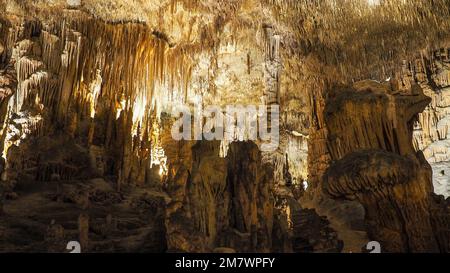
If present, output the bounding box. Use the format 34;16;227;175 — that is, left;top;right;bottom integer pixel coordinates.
78;213;89;252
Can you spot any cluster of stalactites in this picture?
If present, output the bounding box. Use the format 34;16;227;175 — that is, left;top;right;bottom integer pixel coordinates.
53;14;195;142
0;11;199;173
264;0;450;83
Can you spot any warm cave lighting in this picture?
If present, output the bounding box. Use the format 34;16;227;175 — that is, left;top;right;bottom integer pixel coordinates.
89;70;102;118
302;180;309;191
150;146;168;177
116;96;127;120
366;0;381;6
131;93;148;137
1;0;450;263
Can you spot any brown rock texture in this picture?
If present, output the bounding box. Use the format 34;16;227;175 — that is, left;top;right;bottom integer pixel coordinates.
323;81;450;252
1;0;450;254
163;138;277;252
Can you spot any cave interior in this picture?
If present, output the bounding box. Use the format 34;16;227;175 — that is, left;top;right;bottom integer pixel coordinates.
0;0;449;253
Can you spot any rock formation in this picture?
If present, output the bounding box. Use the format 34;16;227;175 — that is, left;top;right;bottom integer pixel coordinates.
400;50;450;198
0;0;449;254
164;140;276;252
323;81;450;252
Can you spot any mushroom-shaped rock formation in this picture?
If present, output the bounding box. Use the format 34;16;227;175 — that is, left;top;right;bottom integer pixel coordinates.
325;150;437;252
323;81;449;252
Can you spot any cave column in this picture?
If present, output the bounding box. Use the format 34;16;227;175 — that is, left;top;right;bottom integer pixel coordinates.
263;24;281;107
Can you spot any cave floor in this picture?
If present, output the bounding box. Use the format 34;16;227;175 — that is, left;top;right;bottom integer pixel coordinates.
0;177;168;252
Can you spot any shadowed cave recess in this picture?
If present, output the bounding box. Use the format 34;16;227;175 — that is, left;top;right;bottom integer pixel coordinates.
0;0;449;253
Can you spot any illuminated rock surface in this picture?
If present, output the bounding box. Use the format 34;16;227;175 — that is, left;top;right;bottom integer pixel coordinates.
0;0;449;253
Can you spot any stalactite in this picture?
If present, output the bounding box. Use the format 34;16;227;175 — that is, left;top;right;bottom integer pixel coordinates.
0;10;204;187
